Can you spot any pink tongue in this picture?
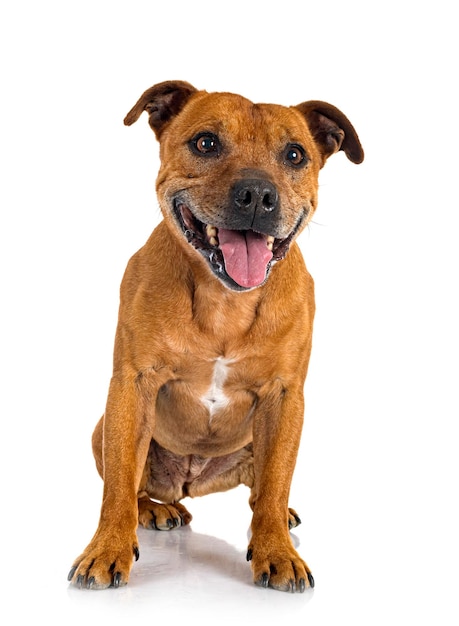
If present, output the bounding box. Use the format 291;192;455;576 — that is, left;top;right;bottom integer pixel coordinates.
218;229;273;288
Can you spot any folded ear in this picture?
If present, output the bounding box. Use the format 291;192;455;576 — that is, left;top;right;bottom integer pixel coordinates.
295;100;364;167
124;80;198;139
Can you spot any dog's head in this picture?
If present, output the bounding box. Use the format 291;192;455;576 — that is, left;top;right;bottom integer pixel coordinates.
124;81;364;291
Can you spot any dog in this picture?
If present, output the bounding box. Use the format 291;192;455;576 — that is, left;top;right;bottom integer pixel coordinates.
68;81;363;593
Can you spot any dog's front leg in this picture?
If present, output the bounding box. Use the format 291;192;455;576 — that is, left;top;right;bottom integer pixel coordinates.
248;378;314;593
68;371;158;589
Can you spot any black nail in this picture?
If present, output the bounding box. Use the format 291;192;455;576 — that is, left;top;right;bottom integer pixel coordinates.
87;576;95;589
76;574;85;588
67;566;77;582
294;514;302;526
113;572;122;588
307;571;315;588
260;573;269;588
246;548;253;561
299;578;306;593
133;546;140;561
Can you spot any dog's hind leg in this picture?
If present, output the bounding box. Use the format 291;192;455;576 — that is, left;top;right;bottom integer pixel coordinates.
249;491;302;531
91;416;104;478
137;495;192;530
288;508;302;530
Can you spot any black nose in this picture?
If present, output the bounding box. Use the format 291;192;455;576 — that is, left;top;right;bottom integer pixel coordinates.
233;179;279;214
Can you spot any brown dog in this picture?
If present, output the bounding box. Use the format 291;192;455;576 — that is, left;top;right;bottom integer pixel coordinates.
68;81;363;593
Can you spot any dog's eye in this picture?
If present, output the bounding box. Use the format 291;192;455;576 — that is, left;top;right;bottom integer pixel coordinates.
284;144;307;168
191;133;221;157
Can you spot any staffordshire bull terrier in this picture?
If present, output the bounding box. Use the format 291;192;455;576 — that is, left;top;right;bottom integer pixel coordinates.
68;80;363;592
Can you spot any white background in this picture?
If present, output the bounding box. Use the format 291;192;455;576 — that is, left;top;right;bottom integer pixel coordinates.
1;1;458;624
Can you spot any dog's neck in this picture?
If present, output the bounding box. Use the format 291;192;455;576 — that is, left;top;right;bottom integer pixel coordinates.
190;277;262;338
151;221;264;346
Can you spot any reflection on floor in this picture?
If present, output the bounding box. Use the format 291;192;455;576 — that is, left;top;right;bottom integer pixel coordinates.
61;489;314;624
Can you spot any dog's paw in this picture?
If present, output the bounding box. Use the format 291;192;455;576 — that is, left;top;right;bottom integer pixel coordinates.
138;497;192;530
68;533;139;590
288;507;302;530
246;536;314;593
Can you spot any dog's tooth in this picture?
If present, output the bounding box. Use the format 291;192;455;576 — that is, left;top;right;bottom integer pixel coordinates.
266;241;273;251
205;224;219;247
266;235;275;243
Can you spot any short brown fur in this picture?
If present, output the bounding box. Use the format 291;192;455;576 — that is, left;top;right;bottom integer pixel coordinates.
68;81;363;592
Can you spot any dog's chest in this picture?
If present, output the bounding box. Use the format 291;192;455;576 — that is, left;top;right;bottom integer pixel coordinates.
154;352;256;456
200;356;234;417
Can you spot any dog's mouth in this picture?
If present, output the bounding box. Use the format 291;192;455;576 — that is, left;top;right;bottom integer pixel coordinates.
173;201;304;291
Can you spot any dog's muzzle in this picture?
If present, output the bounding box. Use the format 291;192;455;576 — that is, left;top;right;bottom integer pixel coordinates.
172;182;306;292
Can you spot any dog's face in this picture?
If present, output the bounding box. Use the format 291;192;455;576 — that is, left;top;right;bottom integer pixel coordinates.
125;82;363;291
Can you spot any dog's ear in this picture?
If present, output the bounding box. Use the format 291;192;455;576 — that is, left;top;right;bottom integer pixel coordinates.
295;101;364;167
124;81;198;139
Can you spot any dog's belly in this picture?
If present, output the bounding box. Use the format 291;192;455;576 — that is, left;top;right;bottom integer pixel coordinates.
142;438;254;503
144;356;256;502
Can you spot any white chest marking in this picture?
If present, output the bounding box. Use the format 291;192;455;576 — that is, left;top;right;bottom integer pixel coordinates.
201;357;234;417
